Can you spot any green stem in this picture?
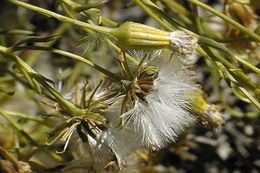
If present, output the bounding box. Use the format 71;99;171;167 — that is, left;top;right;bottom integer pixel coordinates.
61;0;138;65
201;46;259;109
138;0;184;30
160;0;189;16
223;103;259;118
0;45;41;91
0;110;38;145
202;46;256;90
191;3;203;34
33;74;85;116
236;57;260;74
188;0;260;42
0;45;93;117
0;44;8;53
197;36;237;62
12;46;121;82
53;49;121;81
237;87;260;109
105;38;138;65
0;29;33;35
1;44;121;82
26;23;69;66
8;0;113;35
196;47;219;67
0;108;43;123
134;0;173;31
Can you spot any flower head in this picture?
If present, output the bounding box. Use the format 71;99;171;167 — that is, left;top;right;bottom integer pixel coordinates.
111;22;198;54
107;50;199;150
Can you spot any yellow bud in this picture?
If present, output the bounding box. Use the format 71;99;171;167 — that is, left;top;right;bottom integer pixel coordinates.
111;22;170;49
111;22;197;54
184;90;224;127
184;90;206;114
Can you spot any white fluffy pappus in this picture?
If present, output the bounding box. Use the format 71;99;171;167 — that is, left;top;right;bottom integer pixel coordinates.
63;131;130;173
83;129;138;171
109;53;199;151
100;101;143;168
61;52;201;172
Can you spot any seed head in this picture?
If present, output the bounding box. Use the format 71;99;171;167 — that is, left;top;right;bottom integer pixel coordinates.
106;51;199;150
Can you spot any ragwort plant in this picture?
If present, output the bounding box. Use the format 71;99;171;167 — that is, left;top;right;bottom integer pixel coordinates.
0;0;259;172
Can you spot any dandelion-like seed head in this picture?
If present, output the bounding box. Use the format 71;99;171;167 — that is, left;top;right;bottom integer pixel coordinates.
109;50;199;151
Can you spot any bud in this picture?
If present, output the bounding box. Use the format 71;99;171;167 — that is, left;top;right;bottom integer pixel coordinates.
184;90;224;127
111;22;197;54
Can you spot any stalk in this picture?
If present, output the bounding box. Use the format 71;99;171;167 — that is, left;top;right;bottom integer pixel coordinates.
188;0;260;42
8;0;113;35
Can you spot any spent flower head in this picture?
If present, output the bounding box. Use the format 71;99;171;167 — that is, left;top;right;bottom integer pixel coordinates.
105;50;200;150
